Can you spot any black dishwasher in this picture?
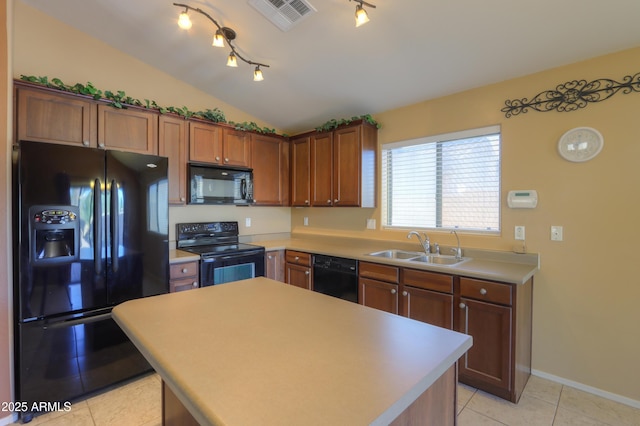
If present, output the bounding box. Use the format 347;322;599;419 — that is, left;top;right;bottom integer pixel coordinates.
312;255;358;303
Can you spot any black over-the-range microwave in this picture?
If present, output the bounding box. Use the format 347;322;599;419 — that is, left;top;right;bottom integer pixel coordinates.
188;163;254;205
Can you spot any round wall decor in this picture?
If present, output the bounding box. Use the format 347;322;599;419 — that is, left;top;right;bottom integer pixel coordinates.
557;127;604;162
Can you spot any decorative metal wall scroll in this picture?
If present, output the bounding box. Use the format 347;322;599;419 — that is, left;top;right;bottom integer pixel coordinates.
501;72;640;118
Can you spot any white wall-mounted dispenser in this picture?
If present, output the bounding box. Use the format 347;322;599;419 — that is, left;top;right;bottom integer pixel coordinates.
507;190;538;209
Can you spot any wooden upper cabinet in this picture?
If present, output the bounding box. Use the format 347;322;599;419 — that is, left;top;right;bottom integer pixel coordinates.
290;135;311;206
15;84;97;147
310;132;333;206
159;115;188;205
333;125;362;207
98;104;158;154
189;121;222;164
222;128;251;167
251;133;289;206
290;120;378;208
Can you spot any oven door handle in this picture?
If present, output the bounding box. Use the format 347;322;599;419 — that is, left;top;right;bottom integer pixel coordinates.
201;250;264;262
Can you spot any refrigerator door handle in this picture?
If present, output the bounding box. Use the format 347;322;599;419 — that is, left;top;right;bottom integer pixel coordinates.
110;179;119;273
94;178;102;274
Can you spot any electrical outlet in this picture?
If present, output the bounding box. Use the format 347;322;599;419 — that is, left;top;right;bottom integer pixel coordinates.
551;225;563;241
245;217;251;227
515;226;525;240
303;217;309;226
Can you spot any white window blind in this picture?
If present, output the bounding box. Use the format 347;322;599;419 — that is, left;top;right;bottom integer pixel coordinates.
382;126;501;232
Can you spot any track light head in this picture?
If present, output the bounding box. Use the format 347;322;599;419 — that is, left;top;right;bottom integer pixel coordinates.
178;9;192;29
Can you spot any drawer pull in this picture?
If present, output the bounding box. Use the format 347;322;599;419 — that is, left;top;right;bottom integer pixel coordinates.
192;281;198;287
295;256;300;261
480;288;487;295
182;268;188;274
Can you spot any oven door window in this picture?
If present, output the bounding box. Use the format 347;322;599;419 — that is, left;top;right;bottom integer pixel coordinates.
214;263;255;284
200;251;265;286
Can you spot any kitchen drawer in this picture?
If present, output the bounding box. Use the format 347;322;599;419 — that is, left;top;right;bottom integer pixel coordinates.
170;261;198;279
460;277;512;306
170;277;199;292
402;268;453;293
285;250;311;266
359;261;399;284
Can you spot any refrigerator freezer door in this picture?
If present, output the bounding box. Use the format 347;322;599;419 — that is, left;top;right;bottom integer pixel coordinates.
17;141;107;320
105;151;168;305
16;313;151;413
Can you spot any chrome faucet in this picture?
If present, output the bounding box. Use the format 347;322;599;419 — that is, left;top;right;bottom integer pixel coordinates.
407;231;430;254
450;230;462;260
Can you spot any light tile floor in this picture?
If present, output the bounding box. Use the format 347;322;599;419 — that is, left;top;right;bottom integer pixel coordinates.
10;374;640;425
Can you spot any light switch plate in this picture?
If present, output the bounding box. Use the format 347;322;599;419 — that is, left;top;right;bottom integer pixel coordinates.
303;217;309;226
515;226;525;240
551;225;563;241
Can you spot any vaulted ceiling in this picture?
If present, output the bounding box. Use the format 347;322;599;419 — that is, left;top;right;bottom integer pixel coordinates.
20;0;640;133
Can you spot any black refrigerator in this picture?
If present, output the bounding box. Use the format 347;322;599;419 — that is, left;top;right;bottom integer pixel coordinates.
13;141;169;419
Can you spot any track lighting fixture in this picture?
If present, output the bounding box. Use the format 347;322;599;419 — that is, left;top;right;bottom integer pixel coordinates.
253;66;264;82
173;3;270;81
350;0;376;27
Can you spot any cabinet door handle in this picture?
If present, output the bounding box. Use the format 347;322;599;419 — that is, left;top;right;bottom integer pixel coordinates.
224;157;229;163
334;199;339;203
268;255;273;259
305;271;310;275
459;302;469;335
390;288;397;294
327;199;331;204
215;156;220;161
402;291;408;296
305;200;309;204
83;140;90;147
480;288;487;295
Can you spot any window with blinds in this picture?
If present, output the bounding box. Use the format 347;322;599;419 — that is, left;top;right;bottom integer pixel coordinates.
381;125;501;232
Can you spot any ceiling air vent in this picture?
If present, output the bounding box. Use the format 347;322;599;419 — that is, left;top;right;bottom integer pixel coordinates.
248;0;317;32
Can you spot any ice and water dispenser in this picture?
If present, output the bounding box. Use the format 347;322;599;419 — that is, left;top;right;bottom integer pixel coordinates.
29;205;80;264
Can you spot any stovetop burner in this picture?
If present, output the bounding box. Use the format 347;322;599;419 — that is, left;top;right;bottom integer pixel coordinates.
176;221;264;258
180;242;264;257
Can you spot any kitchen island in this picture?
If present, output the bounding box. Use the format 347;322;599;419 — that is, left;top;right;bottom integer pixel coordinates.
112;277;472;425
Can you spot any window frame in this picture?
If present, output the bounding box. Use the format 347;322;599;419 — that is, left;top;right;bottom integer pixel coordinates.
381;125;501;234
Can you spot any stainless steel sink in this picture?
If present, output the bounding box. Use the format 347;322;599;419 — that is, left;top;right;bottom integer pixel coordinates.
367;249;423;260
410;255;468;265
366;250;468;266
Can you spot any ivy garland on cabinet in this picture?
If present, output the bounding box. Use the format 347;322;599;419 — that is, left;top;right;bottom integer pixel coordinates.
20;74;381;135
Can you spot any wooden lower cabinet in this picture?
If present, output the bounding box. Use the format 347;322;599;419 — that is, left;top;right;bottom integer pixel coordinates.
359;261;399;314
265;249;285;282
169;261;199;292
454;276;532;403
285;250;312;290
401;268;454;329
360;260;532;403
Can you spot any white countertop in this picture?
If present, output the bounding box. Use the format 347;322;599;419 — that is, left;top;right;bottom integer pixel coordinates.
113;277;472;425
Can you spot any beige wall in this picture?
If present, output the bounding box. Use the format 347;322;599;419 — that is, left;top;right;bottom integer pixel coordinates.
7;0;640;408
292;48;640;403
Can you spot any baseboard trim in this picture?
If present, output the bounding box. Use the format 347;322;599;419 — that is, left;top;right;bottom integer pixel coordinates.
0;413;17;426
532;369;640;410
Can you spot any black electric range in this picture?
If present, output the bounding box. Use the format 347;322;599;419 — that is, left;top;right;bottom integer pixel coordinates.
176;221;265;286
